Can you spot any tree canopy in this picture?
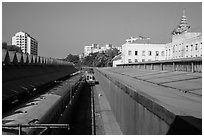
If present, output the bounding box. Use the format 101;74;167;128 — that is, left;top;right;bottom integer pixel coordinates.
65;54;80;64
82;48;120;67
2;42;22;53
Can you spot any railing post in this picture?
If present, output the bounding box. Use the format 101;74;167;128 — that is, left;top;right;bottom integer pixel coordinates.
151;63;153;70
191;62;194;73
173;62;175;71
18;124;22;135
161;63;163;71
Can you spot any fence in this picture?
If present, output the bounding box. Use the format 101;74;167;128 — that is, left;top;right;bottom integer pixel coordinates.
2;49;73;66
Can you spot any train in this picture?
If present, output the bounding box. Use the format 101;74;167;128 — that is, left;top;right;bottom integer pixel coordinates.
84;69;99;86
2;72;85;135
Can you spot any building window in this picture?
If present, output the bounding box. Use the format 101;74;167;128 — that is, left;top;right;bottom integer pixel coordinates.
142;59;145;62
142;51;145;56
161;51;165;56
173;45;175;53
148;51;152;56
128;50;132;55
191;44;193;51
135;59;138;62
135;51;138;56
128;59;132;63
156;51;159;56
195;43;198;50
186;45;188;51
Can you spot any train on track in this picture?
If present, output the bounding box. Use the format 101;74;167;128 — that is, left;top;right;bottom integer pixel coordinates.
2;72;85;135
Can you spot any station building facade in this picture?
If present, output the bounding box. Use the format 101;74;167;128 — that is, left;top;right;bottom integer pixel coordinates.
120;11;202;64
122;42;166;63
166;32;202;60
165;10;202;60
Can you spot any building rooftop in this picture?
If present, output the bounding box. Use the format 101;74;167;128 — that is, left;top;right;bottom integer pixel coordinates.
112;54;122;61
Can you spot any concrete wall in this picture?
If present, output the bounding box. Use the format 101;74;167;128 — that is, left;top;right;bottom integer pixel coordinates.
95;69;201;135
95;70;169;134
2;49;77;107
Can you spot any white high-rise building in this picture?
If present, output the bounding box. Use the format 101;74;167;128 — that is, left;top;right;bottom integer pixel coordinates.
12;31;38;55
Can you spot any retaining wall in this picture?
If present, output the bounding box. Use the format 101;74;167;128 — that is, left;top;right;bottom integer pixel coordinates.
95;69;201;135
2;50;77;105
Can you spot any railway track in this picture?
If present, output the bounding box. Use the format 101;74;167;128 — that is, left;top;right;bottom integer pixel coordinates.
2;73;84;135
2;71;100;135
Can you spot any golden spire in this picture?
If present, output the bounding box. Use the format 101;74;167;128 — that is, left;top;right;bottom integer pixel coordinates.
183;9;185;17
172;10;190;35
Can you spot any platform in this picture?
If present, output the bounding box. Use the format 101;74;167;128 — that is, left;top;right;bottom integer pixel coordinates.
94;67;202;134
93;83;122;135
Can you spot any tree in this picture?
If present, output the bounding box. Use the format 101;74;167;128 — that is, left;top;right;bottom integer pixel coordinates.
93;53;107;67
82;48;119;67
81;48;120;67
65;54;80;64
2;42;7;49
82;52;98;67
2;42;22;53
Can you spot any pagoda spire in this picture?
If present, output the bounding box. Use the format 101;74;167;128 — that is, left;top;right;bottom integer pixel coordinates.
172;10;190;35
183;9;185;17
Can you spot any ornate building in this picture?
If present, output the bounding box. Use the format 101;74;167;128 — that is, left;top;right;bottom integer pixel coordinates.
171;10;190;35
120;10;202;65
166;10;202;59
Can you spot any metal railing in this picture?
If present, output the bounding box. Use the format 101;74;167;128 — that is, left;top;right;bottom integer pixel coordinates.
2;124;69;135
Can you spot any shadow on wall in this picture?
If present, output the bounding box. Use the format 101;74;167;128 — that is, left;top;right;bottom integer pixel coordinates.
167;115;202;135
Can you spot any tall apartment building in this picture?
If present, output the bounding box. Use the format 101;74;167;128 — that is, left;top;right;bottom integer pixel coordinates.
12;31;38;56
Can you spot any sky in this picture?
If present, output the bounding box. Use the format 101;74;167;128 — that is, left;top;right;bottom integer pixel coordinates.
2;2;202;59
